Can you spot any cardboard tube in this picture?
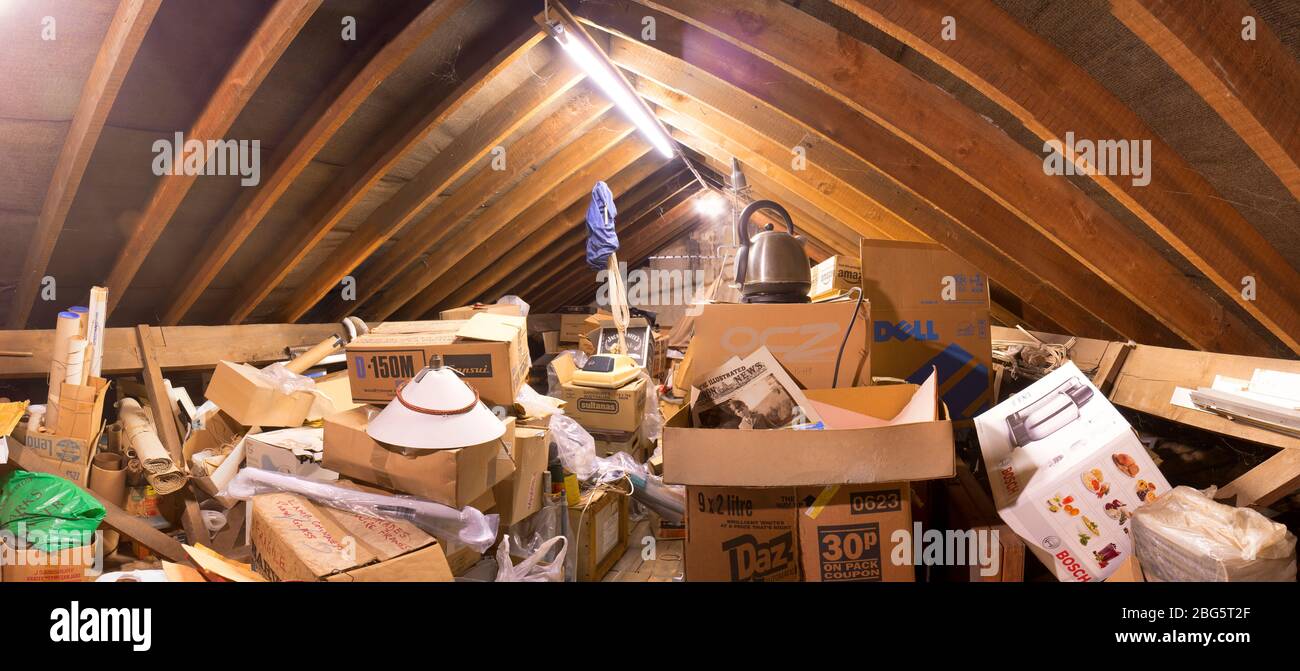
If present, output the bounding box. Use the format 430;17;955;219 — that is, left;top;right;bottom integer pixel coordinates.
90;453;128;508
119;398;188;495
46;311;81;430
88;287;107;378
65;337;87;385
69;306;89;337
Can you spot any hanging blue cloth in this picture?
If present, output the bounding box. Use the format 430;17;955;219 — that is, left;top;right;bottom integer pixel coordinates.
585;180;619;269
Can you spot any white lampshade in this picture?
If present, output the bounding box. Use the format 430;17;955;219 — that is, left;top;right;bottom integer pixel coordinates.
366;366;505;450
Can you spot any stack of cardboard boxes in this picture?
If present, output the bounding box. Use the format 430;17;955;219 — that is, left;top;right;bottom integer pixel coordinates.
669;264;985;580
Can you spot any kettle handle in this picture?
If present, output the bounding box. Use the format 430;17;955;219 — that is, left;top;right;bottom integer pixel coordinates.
737;199;796;239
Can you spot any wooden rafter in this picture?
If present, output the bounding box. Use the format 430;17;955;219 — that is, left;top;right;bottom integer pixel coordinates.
272;58;587;324
8;0;162;329
103;0;321;315
222;25;551;324
837;0;1300;354
432;161;688;314
629;0;1272;354
1111;0;1300;203
388;135;656;320
162;0;469;325
356;104;629;322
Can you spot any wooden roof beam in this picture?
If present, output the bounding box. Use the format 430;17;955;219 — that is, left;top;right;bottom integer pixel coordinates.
162;0;470;325
837;0;1300;353
1111;0;1300;202
8;0;162;329
102;0;321;316
629;0;1271;353
223;26;556;324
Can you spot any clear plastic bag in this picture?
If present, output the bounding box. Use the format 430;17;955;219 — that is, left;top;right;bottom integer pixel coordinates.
515;383;563;420
496;295;530;317
547;351;588;398
495;535;566;582
1132;485;1297;582
641;372;663;443
256;361;318;396
549;413;650;486
221;467;498;553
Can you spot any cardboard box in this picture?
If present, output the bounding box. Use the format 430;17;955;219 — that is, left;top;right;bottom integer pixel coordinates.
493;426;549;526
439;303;524;321
861;239;992;420
550;356;647;433
321;406;514;508
205;360;316;428
50;376;109;440
347;314;530;407
663;374;954;487
249;492;453;582
9;421;100;487
797;482;913;582
591;429;644;459
569;488;629;581
181;410;249;500
688;301;870;390
809;255;862;301
685;486;801;581
975;362;1171;582
244;426;338;482
558;309;605;343
1;538;99;582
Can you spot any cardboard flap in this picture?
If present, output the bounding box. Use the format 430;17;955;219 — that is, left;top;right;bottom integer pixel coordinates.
804;369;939;429
456;314;526;343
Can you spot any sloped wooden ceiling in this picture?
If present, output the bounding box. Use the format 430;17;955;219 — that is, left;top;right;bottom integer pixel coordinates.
1;0;1296;358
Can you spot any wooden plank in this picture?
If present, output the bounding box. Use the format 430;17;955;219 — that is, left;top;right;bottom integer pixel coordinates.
136;325;183;464
613;0;1266;354
433;161;685;314
162;0;470;325
181;493;211;548
370;122;645;321
272;60;586;326
1112;0;1300;202
839;0;1300;354
1219;449;1300;508
9;0;162;328
225;25;550;325
104;0;321;315
585;8;1161;344
326;78;607;321
0;322;335;378
390;137;657;320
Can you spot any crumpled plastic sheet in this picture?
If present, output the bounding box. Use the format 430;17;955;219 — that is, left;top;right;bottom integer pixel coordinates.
495;535;566;582
256;361;318;397
1132;485;1297;582
220;468;498;553
496;295;530;317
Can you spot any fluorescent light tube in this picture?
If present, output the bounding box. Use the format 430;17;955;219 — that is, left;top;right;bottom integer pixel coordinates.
553;25;675;159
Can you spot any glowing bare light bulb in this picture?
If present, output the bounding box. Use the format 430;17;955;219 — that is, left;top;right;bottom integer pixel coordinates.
696;191;727;217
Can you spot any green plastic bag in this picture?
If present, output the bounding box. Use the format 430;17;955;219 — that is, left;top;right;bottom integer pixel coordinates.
0;470;105;552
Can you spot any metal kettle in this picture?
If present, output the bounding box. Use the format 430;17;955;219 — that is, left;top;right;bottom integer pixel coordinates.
734;200;811;303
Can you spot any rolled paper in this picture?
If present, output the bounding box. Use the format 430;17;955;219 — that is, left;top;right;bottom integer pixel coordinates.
46;311;81;431
118;397;187;495
87;287;107;378
64;337;87;385
90;452;128;508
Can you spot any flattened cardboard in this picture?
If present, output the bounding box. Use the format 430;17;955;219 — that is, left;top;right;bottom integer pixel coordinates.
205;360;315;428
688;301;870;390
347;314;529;407
662;376;954;487
685;486;800;582
797;482;913;582
52;376;109;440
321;406;514;507
861;238;992;419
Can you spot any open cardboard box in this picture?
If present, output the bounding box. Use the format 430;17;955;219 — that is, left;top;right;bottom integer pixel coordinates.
9;421;101;488
205;360;316;428
662;371;954;487
321;406;514;508
550;355;646;433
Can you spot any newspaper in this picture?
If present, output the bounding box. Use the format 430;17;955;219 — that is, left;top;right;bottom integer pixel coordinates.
690;347;823;429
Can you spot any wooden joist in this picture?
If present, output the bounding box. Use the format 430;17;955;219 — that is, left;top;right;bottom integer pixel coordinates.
272;57;586;323
103;0;321;315
161;0;470;325
223;25;551;324
837;0;1300;355
8;0;162;329
0;322;335;379
624;0;1270;355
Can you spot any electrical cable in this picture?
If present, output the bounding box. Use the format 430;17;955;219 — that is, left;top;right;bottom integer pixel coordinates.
831;286;864;388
